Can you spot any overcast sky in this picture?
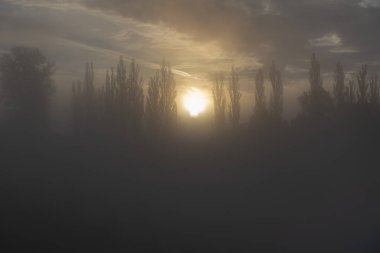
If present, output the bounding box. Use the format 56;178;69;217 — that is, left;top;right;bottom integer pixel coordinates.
1;0;379;126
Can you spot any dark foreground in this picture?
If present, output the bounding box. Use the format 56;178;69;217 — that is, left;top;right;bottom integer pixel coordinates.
1;122;380;253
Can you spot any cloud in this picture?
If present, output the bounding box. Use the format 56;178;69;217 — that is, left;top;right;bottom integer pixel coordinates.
309;34;342;48
359;0;380;8
83;0;380;76
330;47;360;54
1;0;380;123
4;0;380;79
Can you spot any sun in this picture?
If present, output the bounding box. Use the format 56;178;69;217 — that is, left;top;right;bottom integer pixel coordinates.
183;88;207;117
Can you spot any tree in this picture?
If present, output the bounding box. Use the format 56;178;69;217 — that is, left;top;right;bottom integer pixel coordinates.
73;57;146;137
159;62;177;134
309;54;322;95
145;61;177;137
84;62;96;128
145;72;160;136
269;61;283;123
333;62;345;108
97;68;117;133
299;53;332;119
126;59;144;133
212;72;226;131
253;68;267;124
115;56;128;135
71;62;97;133
344;78;356;104
103;68;116;118
72;80;83;132
369;74;379;106
356;64;369;105
228;66;241;128
0;47;54;131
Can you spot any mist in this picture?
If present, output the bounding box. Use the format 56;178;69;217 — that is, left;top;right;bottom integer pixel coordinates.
1;1;380;252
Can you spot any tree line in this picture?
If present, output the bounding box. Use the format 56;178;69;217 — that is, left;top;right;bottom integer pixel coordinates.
71;57;177;139
0;47;379;138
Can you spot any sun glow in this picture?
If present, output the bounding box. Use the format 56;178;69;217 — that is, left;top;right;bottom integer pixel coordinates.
183;88;207;117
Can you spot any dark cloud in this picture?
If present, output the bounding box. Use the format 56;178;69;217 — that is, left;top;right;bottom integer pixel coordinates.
84;0;261;51
85;0;380;74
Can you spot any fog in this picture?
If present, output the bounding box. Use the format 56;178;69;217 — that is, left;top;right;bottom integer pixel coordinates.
1;1;380;252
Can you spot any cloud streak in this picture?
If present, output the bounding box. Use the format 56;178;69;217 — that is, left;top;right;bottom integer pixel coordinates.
85;0;380;73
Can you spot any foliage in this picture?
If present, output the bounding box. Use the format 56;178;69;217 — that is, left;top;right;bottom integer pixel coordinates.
145;61;177;138
126;59;144;133
344;79;356;104
72;57;145;137
369;74;379;106
298;53;333;120
71;62;97;133
333;62;345;108
269;61;283;124
212;72;226;131
253;68;267;121
228;66;241;128
0;47;54;131
356;64;369;105
145;72;161;136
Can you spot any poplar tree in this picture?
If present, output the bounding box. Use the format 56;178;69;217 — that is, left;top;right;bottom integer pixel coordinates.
0;47;54;131
228;66;241;128
127;59;144;133
299;53;332;119
356;64;369;105
254;69;267;121
333;62;345;108
145;61;177;137
212;72;226;131
369;74;379;106
269;61;283;124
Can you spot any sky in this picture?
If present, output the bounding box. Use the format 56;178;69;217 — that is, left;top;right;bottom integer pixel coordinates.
1;0;380;129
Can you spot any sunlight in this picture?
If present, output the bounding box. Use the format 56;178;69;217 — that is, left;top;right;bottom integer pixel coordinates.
183;88;207;117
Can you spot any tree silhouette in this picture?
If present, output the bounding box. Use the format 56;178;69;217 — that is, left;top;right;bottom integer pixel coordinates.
72;57;146;137
159;62;177;135
72;80;83;132
369;74;379;106
103;68;116;120
228;66;241;128
356;64;369;105
344;78;356;104
212;72;226;131
299;53;332;119
71;62;97;133
97;68;117;133
145;61;177;137
269;61;283;124
253;69;267;124
84;62;97;130
126;59;144;134
115;56;128;135
333;62;345;108
145;72;160;136
0;47;54;131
